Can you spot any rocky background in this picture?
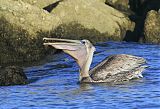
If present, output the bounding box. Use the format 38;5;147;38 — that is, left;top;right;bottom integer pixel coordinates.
0;0;160;85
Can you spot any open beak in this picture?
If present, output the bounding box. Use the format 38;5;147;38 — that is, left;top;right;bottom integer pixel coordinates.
43;38;81;45
43;37;87;68
43;37;83;51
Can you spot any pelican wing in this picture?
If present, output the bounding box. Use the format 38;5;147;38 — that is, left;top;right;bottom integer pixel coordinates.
90;54;146;81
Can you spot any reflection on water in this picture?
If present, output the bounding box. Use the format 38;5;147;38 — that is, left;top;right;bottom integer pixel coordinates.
0;41;160;109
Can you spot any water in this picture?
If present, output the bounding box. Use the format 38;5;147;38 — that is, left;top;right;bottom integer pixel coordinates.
0;41;160;109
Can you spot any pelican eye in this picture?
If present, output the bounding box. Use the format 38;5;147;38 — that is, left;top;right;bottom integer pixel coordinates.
81;40;86;44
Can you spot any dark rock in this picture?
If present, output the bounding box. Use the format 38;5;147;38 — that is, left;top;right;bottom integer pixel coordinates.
129;0;160;16
0;66;28;86
105;0;134;15
124;0;160;43
144;10;160;44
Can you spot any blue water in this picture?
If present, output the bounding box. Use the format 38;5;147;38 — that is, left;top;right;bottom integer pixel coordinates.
0;41;160;109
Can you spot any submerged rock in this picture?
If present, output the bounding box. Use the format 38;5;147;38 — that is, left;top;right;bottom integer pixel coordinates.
0;66;27;86
144;10;160;44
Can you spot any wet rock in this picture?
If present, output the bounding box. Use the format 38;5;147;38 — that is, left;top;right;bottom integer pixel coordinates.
0;0;134;64
0;0;59;64
51;0;134;41
144;10;160;44
0;66;28;86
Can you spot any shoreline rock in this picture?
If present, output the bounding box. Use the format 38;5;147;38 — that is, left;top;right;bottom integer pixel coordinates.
0;0;61;36
144;10;160;44
105;0;131;14
0;17;55;64
0;66;28;86
14;0;60;9
0;0;60;65
51;0;134;41
0;0;134;65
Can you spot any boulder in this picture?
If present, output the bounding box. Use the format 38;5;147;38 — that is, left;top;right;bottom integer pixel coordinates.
13;0;60;9
105;0;131;13
51;0;134;42
144;10;160;44
0;0;60;36
97;0;106;3
0;0;60;64
17;0;106;8
105;0;129;8
0;0;134;64
0;66;28;86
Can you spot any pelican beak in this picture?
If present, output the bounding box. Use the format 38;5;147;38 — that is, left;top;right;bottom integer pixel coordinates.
43;38;81;45
43;37;87;68
43;37;83;51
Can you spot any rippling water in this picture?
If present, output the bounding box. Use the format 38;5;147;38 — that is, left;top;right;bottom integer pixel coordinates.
0;41;160;109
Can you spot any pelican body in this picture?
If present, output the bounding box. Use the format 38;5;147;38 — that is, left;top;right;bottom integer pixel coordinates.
43;38;147;83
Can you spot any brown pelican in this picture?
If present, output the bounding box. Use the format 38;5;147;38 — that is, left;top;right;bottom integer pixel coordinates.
43;38;147;83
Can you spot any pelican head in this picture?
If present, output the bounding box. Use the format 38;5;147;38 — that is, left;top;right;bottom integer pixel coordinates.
43;38;96;82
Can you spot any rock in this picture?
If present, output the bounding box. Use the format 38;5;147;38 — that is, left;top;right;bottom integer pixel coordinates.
14;0;60;9
97;0;106;3
51;0;134;42
144;10;160;44
0;0;60;36
105;0;132;14
0;0;60;64
0;66;28;86
106;0;129;8
0;0;134;64
142;0;160;14
131;0;160;16
124;0;160;43
18;0;106;8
